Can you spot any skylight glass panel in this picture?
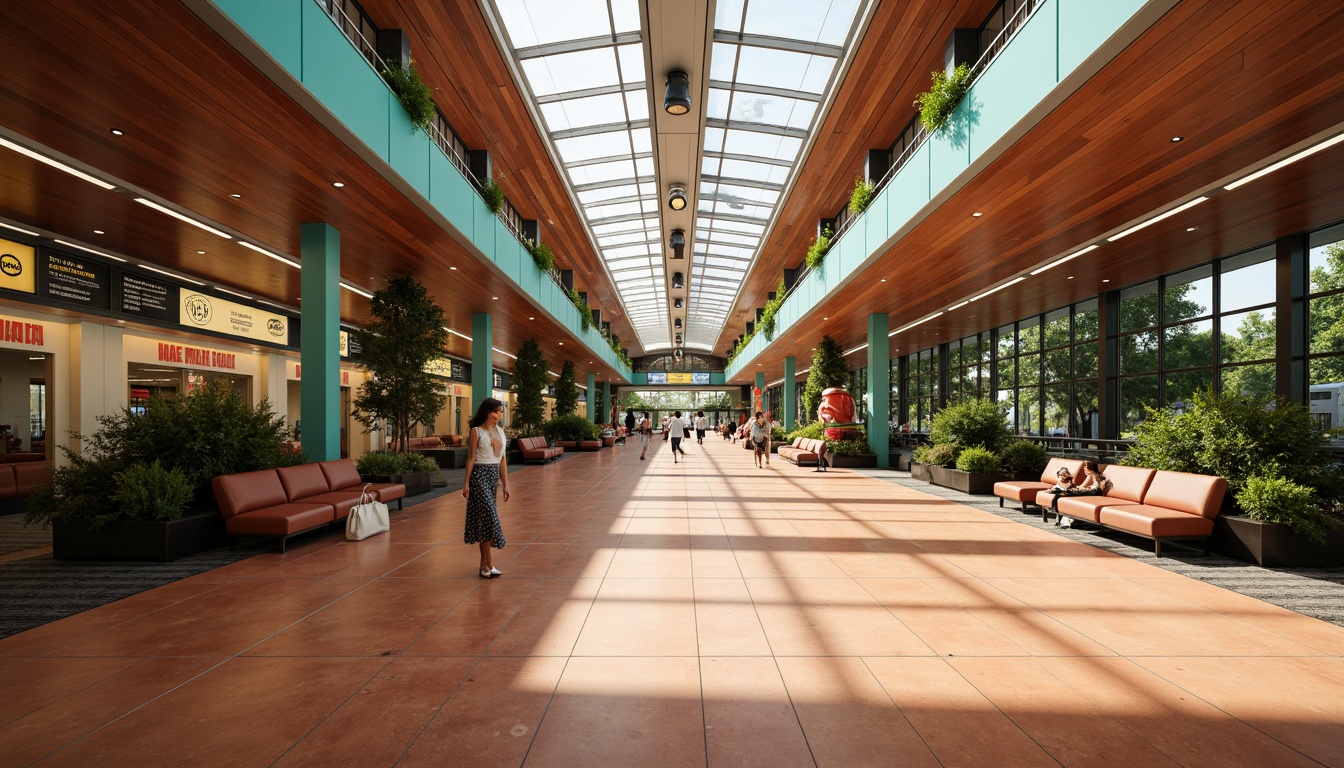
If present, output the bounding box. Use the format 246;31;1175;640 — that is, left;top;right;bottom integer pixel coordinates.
496;0;611;47
555;131;633;163
540;93;629;131
616;44;646;83
729;92;817;130
578;184;640;205
624;90;649;121
610;0;640;33
733;46;830;93
520;48;621;96
568;159;637;186
706;89;732;121
709;43;739;82
586;201;643;220
722;129;801;160
605;244;652;259
742;0;861;45
718;157;791;185
598;230;654;246
631;130;653;154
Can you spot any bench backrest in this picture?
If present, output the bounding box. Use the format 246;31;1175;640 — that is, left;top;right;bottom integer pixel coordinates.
213;469;287;519
1039;457;1087;484
518;437;544;451
319;459;363;491
793;437;805;448
277;463;331;501
1144;470;1228;518
1099;464;1155;503
13;463;52;495
0;466;15;498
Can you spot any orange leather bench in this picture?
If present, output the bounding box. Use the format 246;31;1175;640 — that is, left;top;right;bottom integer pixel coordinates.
993;457;1086;510
0;462;52;514
778;437;822;466
1035;465;1227;557
518;436;562;463
212;459;406;553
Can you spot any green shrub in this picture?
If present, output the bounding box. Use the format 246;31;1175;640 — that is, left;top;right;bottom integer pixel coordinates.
111;461;193;523
770;425;789;444
525;240;555;272
26;456;127;530
999;440;1048;475
914;443;957;467
787;421;826;441
828;439;874;456
848;176;875;215
479;176;505;214
356;451;405;476
929;398;1010;454
1236;473;1340;545
955;445;1000;473
543;414;600;442
914;63;972;133
402;453;439;473
381;59;437;132
568;287;592;332
805;227;833;269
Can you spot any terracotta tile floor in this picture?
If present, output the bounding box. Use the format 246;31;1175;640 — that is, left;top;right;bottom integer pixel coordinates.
3;438;1344;766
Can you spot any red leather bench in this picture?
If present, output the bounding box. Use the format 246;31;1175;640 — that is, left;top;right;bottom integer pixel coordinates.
1035;465;1227;557
212;459;405;553
0;462;52;515
518;436;561;463
778;437;822;466
993;457;1086;511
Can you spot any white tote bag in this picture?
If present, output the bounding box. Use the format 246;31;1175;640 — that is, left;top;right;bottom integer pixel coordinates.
346;484;390;541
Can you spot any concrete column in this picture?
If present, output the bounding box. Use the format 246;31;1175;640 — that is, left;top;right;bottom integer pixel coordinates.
586;372;597;422
300;223;341;462
755;371;766;416
867;313;890;468
67;322;124;456
782;356;796;431
602;380;612;424
471;313;492;415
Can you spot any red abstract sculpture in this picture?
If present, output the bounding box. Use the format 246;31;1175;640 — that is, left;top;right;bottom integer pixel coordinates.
818;388;860;441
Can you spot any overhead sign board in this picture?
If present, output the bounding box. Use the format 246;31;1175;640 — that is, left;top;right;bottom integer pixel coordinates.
179;292;289;344
41;251;111;309
0;238;36;295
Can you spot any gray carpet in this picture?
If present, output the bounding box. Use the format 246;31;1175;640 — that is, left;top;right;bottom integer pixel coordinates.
857;469;1344;627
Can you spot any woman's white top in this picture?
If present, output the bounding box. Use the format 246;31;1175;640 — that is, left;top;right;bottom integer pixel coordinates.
473;425;506;465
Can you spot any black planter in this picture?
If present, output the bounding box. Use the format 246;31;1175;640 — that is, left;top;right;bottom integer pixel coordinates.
53;510;228;562
829;454;877;469
366;471;433;497
927;464;1007;495
1211;515;1344;567
910;461;934;483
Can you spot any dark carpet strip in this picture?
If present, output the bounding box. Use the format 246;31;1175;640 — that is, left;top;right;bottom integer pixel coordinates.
859;470;1344;628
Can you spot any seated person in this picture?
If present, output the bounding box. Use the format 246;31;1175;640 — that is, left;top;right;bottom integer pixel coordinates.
1054;461;1113;528
1048;468;1075;494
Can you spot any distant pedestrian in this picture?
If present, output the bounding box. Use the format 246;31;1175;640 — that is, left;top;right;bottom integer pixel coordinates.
667;410;688;463
625;409;636;436
695;411;708;444
750;411;770;468
639;412;651;461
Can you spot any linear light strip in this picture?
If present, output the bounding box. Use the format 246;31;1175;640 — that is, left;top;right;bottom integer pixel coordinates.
445;327;473;341
844;343;869;356
947;301;969;311
492;347;517;360
1029;244;1098;275
133;198;232;239
53;239;126;262
969;276;1026;302
214;287;252;300
239;241;300;268
0;136;116;190
1106;197;1207;242
340;283;374;298
890;311;943;336
1225;133;1344;191
141;264;204;286
0;222;40;237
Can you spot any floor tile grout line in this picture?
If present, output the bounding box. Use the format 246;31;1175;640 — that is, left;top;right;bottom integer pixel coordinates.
856;655;948;765
936;656;1068;767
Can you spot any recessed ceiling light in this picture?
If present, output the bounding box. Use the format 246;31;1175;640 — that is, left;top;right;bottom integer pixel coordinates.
1067;276;1074;280
880;278;887;282
1171;136;1183;142
332;182;345;188
109;128;125;136
1102;279;1110;283
823;317;828;320
449;266;457;271
972;212;983;217
230;193;241;199
528;316;534;320
93;229;104;235
492;296;498;300
559;342;564;345
1186;227;1196;231
196;250;205;255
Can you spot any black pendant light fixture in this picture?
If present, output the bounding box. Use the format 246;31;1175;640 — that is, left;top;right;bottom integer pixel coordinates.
669;228;685;258
664;69;691;115
668;185;687;211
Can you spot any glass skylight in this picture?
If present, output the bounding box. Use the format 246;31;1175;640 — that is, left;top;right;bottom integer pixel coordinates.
686;0;867;352
491;0;669;350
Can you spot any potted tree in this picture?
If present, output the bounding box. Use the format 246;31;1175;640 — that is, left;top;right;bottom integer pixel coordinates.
802;335;850;422
350;276;447;495
355;450;437;497
512;339;549;438
910;399;1011;494
543;414;599;451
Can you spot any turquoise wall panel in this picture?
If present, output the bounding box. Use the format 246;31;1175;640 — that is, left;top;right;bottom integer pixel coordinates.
864;187;888;257
1059;0;1143;77
387;108;431;196
300;1;388;156
968;0;1057;160
214;0;302;74
634;373;648;385
473;205;497;261
888;143;931;224
927;116;971;196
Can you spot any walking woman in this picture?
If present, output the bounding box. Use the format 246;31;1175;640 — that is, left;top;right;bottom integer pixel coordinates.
639;411;652;461
461;397;510;578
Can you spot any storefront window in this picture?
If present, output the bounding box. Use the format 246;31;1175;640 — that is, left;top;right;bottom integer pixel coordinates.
0;349;49;455
1307;224;1344;438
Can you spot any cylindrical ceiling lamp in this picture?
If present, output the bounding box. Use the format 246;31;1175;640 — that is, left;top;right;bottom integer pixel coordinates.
664;69;691;115
668;185;687;211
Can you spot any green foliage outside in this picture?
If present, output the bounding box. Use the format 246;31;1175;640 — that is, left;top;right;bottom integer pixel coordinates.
542;414;601;443
998;440;1049;475
25;381;297;529
848;176;875;216
805;227;833;269
759;278;786;341
955;445;1000;473
512;339;549;435
554;361;579;416
1310;243;1344;385
381;59;437;132
915;63;972;133
913;443;956;467
786;421;826;441
829;439;875;456
351;277;449;453
356;450;436;476
929;398;1010;454
524;239;555;272
802;336;850;423
770;425;789;444
479;176;505;214
568;286;593;332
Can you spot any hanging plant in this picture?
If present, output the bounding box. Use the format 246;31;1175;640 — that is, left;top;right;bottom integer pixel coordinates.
848;175;875;215
479;176;505;214
805;226;833;269
914;63;972;133
569;286;592;332
524;239;555;272
381;59;437;133
759;278;786;341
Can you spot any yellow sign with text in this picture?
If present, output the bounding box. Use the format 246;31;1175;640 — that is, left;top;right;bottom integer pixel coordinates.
0;238;36;295
179;292;289;343
666;372;694;384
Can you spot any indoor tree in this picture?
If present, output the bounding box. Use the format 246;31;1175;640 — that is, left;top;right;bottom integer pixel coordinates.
802;335;850;422
351;277;448;452
554;361;579;416
512;339;549;435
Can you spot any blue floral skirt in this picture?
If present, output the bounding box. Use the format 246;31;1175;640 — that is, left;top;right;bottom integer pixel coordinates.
464;464;505;548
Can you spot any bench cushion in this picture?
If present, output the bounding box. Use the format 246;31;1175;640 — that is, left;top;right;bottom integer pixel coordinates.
13;463;52;496
995;480;1050;503
1098;464;1156;503
1048;493;1137;523
292;491;363;520
1099;505;1216;538
1143;470;1227;519
213;469;287;519
225;503;335;535
0;466;15;499
366;483;406;503
277;463;331;501
318;459;363;491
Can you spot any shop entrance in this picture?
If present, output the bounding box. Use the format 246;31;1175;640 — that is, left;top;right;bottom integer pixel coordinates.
0;348;50;458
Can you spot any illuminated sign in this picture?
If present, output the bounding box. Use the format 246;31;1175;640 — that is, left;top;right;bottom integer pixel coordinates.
178;293;289;344
157;342;237;370
647;371;710;385
0;238;36;295
0;319;44;347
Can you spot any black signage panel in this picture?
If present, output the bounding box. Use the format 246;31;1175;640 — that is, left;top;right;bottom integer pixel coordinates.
451;360;465;381
40;251;111;309
120;272;179;323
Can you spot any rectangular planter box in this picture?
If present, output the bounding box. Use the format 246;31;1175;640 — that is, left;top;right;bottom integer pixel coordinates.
927;464;1007;495
53;510;228;562
1211;515;1344;567
829;454;877;469
366;471;433;497
910;461;933;483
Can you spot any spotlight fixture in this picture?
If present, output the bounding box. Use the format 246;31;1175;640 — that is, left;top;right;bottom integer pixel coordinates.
669;228;685;258
664;69;691;115
673;298;683;309
672;272;685;289
668;185;687;211
674;318;682;328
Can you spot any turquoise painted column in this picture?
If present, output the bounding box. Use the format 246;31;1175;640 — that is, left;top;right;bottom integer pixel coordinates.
586;372;597;422
602;380;612;425
471;313;492;415
782;356;796;431
868;313;890;468
755;372;766;416
300;223;340;462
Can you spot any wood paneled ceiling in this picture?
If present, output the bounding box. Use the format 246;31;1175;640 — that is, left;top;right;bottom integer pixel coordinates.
0;0;635;382
721;0;1344;383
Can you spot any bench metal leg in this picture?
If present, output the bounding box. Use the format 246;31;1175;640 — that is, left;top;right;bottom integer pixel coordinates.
1154;539;1162;558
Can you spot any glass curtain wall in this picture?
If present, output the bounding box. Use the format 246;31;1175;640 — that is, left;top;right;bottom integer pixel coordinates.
1308;224;1344;436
